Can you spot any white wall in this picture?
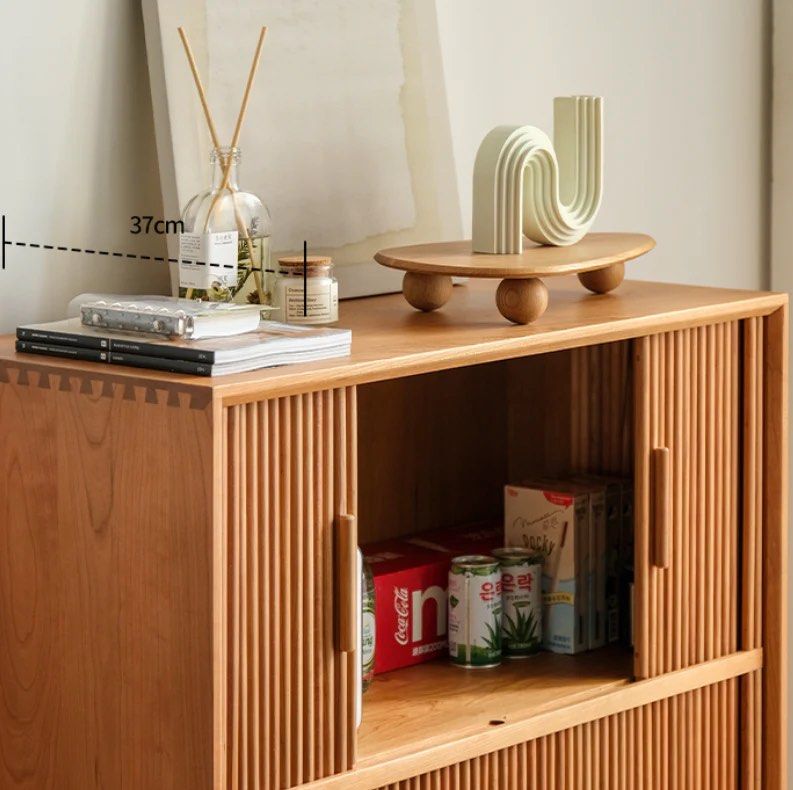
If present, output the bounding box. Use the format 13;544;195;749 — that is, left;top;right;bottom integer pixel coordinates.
436;0;770;290
0;1;170;333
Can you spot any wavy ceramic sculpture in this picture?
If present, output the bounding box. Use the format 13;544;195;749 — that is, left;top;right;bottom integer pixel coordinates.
472;96;603;252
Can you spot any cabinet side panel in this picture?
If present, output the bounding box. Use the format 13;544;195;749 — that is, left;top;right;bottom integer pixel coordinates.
373;678;739;789
223;387;357;788
762;305;788;790
0;370;214;789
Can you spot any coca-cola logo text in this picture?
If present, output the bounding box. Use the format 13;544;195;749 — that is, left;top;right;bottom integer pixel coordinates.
394;587;409;645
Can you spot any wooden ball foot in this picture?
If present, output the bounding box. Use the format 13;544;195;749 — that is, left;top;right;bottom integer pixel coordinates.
578;262;625;294
402;272;453;312
495;278;548;324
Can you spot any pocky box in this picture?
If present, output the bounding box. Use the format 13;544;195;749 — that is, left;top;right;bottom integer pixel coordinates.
569;482;605;650
573;474;626;644
504;483;589;654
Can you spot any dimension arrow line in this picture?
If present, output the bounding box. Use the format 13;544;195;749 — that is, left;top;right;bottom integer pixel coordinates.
0;218;278;276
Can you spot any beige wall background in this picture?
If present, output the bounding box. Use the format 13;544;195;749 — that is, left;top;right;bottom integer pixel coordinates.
436;0;770;291
0;0;772;335
0;0;170;333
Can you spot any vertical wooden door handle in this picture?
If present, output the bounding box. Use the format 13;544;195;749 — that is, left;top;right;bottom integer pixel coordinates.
336;514;358;653
652;447;671;569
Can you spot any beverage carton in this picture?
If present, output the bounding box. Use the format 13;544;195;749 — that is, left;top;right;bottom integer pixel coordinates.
573;474;627;644
504;483;589;654
564;478;609;648
619;480;635;646
361;523;500;674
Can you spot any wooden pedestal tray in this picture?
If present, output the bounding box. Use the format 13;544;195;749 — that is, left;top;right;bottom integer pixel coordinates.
374;232;656;324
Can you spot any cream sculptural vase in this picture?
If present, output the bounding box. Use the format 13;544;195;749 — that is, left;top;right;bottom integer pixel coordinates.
375;94;656;325
472;95;603;252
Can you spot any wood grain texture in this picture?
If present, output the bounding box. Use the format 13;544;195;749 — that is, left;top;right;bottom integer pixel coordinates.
358;364;507;543
222;388;357;788
359;341;632;546
762;306;788;790
633;324;740;680
652;447;671;569
308;660;753;790
2;280;779;404
0;284;787;790
359;646;633;766
0;369;214;789
374;233;656;278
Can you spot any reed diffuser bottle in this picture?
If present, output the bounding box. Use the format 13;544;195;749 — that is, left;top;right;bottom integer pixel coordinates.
179;146;272;304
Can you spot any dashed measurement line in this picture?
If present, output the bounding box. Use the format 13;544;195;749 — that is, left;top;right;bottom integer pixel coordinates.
0;217;277;274
2;236;237;268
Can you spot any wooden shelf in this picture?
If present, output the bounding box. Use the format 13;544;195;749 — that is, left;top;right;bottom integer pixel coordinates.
357;645;632;767
0;280;784;406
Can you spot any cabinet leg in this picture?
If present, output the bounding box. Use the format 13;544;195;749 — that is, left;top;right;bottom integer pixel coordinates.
578;262;625;294
495;277;548;324
402;272;453;312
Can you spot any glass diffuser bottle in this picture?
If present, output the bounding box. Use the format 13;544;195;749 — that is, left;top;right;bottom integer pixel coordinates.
180;146;272;305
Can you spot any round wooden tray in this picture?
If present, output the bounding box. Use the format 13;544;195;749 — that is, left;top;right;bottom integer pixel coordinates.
374;232;656;324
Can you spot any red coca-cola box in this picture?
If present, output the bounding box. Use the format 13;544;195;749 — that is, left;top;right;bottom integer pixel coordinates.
361;523;501;674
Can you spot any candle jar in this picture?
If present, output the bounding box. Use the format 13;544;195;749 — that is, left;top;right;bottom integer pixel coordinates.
179;146;272;305
273;255;339;325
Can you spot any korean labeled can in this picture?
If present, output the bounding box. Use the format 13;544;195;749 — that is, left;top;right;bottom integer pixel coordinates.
493;547;543;658
447;555;502;668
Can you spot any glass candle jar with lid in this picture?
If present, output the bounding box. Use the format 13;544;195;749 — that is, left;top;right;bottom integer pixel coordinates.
179;146;272;306
273;255;339;325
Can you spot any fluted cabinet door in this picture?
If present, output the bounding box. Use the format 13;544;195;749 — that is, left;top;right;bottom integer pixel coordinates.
633;325;741;680
219;387;358;789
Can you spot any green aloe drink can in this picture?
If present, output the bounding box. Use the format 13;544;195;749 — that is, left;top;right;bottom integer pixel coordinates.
493;547;543;658
448;555;502;668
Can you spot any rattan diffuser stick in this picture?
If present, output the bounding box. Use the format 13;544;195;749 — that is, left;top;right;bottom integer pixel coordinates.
177;27;223;150
177;26;267;303
205;26;268;217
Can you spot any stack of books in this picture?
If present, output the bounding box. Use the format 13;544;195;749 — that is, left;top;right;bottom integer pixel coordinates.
15;296;351;377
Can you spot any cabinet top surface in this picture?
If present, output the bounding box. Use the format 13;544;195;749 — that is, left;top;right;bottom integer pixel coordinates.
0;278;784;403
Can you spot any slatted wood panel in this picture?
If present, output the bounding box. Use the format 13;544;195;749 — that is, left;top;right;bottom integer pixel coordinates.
741;670;763;790
570;341;633;476
506;341;633;488
222;387;357;789
633;325;740;679
358;365;508;543
375;679;738;790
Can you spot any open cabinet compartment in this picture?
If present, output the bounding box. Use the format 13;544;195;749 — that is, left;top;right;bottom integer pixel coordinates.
356;340;636;766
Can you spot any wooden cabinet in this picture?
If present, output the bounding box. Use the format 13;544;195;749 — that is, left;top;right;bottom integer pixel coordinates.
0;279;786;789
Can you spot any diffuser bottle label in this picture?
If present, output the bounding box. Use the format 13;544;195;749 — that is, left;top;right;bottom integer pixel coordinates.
178;231;239;290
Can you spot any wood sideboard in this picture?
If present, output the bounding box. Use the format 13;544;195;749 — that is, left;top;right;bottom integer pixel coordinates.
0;278;787;789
